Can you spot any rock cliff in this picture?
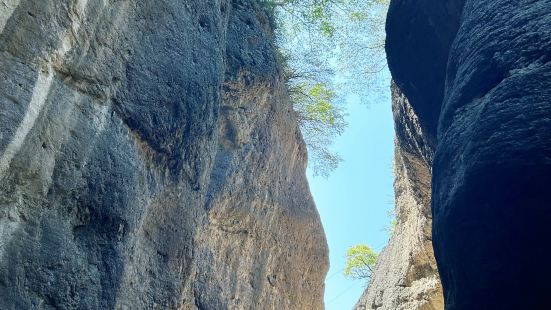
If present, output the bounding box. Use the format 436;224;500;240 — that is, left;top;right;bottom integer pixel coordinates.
355;83;442;310
361;0;551;309
356;1;464;307
433;1;551;308
0;0;328;309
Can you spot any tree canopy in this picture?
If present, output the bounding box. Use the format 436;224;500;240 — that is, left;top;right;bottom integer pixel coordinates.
343;244;379;281
260;0;389;176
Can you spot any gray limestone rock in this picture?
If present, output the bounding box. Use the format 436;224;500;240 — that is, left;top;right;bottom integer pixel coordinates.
0;0;328;309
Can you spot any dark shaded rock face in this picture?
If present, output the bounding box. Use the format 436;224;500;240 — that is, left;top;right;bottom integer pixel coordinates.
0;0;328;309
385;0;551;309
385;0;465;146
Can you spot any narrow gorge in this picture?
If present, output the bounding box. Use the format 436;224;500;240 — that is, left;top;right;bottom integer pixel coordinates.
1;0;550;309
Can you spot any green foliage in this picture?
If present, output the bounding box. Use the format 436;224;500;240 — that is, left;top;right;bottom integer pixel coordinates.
344;244;379;281
290;81;346;177
259;0;389;176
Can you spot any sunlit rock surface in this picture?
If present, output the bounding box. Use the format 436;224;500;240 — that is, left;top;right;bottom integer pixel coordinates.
0;1;328;308
355;83;442;310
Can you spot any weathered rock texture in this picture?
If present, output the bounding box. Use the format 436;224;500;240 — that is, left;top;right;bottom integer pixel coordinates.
0;0;328;309
371;0;551;309
355;1;466;307
355;84;442;310
433;1;551;308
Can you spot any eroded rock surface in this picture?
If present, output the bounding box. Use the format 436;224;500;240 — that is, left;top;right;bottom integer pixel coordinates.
355;83;442;310
356;1;465;307
433;1;551;309
368;0;551;309
0;1;328;309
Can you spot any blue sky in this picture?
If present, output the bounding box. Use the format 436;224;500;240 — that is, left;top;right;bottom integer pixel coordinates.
306;74;394;309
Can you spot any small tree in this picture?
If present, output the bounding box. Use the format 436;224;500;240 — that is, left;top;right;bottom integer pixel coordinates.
344;244;378;281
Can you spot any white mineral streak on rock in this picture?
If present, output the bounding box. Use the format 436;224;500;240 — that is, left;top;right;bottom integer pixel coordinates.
0;69;54;178
0;67;53;259
0;0;90;260
0;0;21;35
0;0;88;179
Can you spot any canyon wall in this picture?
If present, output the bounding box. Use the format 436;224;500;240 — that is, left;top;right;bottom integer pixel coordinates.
432;1;551;308
0;0;328;309
355;83;442;310
362;0;551;309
